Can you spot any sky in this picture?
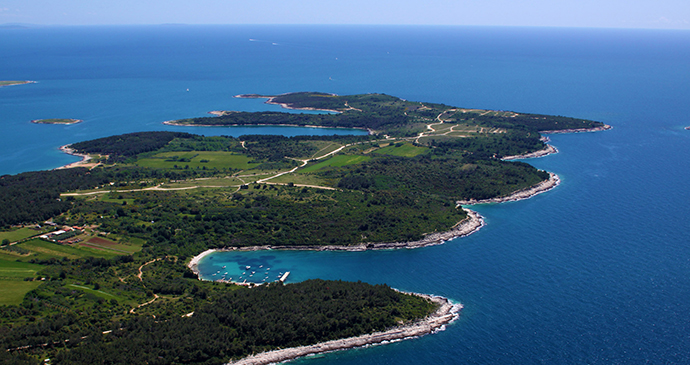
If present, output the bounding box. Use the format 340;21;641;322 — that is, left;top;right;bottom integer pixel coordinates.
0;0;689;29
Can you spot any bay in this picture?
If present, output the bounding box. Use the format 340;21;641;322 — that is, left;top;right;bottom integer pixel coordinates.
2;25;690;364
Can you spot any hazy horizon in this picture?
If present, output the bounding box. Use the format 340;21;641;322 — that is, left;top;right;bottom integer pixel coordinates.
1;0;688;30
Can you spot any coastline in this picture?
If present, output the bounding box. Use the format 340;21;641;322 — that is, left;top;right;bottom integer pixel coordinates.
226;293;461;365
540;124;612;134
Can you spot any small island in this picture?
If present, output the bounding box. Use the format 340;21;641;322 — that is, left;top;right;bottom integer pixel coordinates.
0;80;35;87
31;118;83;125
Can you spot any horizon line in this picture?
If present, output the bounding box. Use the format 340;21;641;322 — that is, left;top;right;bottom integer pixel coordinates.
2;23;690;31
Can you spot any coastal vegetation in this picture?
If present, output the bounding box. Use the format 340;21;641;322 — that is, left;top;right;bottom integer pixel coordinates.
0;92;606;364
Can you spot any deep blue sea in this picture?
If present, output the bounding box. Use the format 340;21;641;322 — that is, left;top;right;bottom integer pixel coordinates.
2;25;690;364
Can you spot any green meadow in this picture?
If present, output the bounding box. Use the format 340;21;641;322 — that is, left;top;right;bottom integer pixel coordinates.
0;280;43;305
136;151;261;170
0;227;48;243
299;155;372;173
0;258;45;305
374;143;430;157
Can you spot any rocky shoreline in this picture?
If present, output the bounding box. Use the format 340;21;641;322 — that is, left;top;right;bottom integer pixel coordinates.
502;144;558;160
457;172;560;206
226;294;461;365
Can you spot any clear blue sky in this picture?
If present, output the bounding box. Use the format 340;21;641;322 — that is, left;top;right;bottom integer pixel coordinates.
1;0;688;29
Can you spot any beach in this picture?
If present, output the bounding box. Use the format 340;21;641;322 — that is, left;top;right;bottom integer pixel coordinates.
226;293;461;365
55;144;95;170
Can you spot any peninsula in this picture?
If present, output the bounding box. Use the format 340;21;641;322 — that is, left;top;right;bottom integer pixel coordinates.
0;92;609;365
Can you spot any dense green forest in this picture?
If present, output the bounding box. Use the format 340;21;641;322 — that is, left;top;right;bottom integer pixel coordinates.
0;92;606;364
1;271;433;365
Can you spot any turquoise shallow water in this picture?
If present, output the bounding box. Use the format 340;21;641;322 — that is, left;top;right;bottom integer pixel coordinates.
3;25;690;363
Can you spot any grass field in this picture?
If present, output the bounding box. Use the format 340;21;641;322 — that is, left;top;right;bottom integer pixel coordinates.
0;259;44;280
0;227;49;243
299;155;372;173
0;258;45;305
136;151;260;170
0;280;43;305
374;143;429;157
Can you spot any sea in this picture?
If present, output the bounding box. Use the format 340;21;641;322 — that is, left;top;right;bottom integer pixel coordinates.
2;25;690;364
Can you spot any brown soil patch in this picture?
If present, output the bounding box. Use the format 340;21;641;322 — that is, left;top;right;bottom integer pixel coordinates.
86;237;118;246
79;243;106;251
